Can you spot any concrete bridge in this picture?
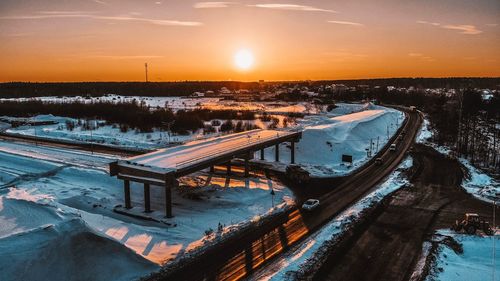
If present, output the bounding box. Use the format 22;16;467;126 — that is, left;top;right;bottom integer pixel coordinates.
109;129;302;218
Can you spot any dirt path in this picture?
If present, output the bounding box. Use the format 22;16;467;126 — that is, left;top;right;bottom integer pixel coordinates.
315;144;494;281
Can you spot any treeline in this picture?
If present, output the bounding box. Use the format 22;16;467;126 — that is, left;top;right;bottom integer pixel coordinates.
455;90;499;170
0;100;260;134
1;78;499;98
0;81;261;98
313;77;500;89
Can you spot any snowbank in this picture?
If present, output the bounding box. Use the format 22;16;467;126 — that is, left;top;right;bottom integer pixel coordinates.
262;105;405;177
460;159;499;203
417;117;433;143
0;195;158;281
424;230;499;281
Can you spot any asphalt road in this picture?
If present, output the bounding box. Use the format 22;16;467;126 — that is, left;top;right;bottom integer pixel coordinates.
149;108;422;281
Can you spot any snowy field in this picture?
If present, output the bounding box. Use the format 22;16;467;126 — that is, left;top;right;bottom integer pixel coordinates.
0;95;324;114
259;103;405;177
424;230;499;281
0;141;292;281
3;102;387;154
250;157;414;280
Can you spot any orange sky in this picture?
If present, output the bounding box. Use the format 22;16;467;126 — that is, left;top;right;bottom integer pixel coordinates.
0;0;499;82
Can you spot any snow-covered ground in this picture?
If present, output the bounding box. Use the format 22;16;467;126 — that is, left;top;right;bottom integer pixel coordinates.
259;103;405;177
416;116;433;143
0;95;324;114
250;157;414;280
0;144;293;281
460;159;499;203
423;229;499;281
4;114;187;150
3;102;389;156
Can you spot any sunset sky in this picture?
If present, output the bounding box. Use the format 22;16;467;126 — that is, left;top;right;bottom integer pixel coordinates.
0;0;499;82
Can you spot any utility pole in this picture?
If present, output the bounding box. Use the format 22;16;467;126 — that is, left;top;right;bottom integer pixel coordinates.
493;201;496;281
145;63;148;82
456;90;464;156
368;138;373;157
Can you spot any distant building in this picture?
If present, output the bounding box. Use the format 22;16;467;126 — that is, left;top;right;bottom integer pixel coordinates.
190;92;205;98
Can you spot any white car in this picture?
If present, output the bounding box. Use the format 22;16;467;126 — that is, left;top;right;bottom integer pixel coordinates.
302;199;320;211
389;143;397;151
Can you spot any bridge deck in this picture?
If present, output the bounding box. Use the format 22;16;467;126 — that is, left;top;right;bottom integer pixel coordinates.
117;129;300;177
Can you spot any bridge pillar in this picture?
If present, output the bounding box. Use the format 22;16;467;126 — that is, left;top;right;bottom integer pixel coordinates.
164;178;175;218
210;165;215;173
275;144;280;162
124;180;131;209
291;141;296;164
144;183;151;213
260;149;265;160
227;162;232;175
245;152;251;177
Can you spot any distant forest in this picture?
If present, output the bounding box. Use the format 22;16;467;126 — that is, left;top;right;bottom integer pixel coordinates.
0;100;263;134
0;78;499;98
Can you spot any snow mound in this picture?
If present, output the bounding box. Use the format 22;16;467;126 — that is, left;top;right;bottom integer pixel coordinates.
328;102;375;116
426;230;499;281
0;197;158;281
0;197;63;238
293;108;403;175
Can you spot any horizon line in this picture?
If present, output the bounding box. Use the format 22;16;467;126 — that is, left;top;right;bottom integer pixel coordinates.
1;76;500;84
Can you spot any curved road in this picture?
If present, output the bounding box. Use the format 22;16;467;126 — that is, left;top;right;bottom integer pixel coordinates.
149;108;422;281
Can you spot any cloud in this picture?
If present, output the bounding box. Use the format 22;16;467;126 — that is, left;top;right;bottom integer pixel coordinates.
249;4;336;13
322;50;368;62
193;2;236;8
408;53;423;57
408;53;434;62
441;24;482;35
485;23;498;27
0;12;203;27
88;55;164;60
327;20;364;27
92;0;108;5
417;20;440;26
417;20;482;35
38;11;99;15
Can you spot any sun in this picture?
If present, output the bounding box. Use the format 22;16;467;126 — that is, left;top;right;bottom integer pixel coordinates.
234;49;254;70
